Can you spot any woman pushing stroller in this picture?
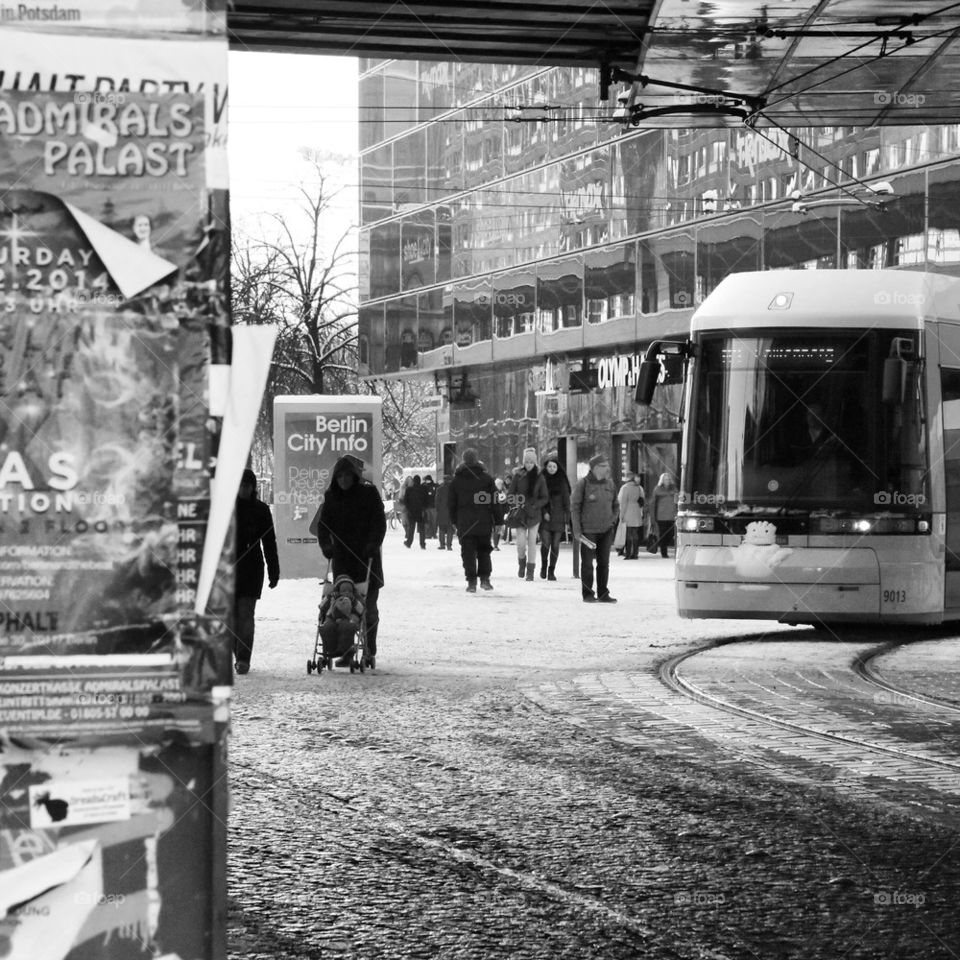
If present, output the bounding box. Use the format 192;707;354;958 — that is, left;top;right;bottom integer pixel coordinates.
313;455;386;665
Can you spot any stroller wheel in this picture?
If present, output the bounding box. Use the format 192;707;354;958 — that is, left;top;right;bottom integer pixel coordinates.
307;659;313;674
349;662;356;673
359;657;366;673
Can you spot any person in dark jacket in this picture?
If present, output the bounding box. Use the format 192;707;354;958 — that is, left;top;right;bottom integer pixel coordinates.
448;448;496;592
234;468;280;674
570;454;619;603
315;455;386;661
539;452;570;580
435;474;455;550
422;475;438;540
509;447;549;581
402;474;427;549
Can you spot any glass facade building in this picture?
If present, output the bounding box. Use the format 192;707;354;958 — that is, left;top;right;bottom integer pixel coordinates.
358;58;960;487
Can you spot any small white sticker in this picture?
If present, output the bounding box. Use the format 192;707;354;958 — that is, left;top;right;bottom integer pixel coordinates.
29;778;131;829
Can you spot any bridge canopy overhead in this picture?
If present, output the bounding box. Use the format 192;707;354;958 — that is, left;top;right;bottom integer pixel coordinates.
228;0;960;126
227;0;656;68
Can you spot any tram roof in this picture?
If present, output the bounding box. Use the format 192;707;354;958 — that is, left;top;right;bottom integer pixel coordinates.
228;1;960;127
690;270;960;332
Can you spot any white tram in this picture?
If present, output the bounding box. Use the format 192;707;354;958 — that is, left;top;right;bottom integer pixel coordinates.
639;270;960;625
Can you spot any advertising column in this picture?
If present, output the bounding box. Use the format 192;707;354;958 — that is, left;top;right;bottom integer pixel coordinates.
273;395;384;579
0;1;233;958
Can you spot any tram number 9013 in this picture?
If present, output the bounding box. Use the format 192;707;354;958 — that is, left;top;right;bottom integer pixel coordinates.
882;589;907;604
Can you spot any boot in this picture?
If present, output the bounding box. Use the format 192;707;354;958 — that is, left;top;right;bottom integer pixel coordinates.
525;563;535;581
518;559;526;578
480;578;493;591
547;565;557;581
466;579;477;593
539;563;547;579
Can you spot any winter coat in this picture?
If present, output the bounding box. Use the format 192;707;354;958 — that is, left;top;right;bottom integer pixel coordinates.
402;478;426;521
448;462;496;537
653;483;679;522
235;496;279;599
492;485;508;524
539;458;571;533
618;480;645;527
509;467;549;529
435;480;454;527
571;472;619;536
421;478;437;510
316;456;387;588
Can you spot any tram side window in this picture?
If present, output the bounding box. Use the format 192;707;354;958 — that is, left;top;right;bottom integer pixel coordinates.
941;368;960;568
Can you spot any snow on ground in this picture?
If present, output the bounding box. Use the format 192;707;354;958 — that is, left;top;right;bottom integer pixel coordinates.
248;526;792;686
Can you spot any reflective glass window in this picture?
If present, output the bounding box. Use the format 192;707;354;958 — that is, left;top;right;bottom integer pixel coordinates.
696;215;762;302
384;295;417;372
611;133;664;240
453;276;493;346
401;209;435;290
417;288;450;356
359;71;384;151
584;243;636;323
361;144;393;225
537;257;583;331
382;60;418;135
369;222;400;298
764;206;838;270
394;130;427;210
646;231;695;308
493;269;535;338
559;150;610;253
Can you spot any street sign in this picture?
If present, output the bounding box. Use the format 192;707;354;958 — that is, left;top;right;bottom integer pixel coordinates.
421;395;444;411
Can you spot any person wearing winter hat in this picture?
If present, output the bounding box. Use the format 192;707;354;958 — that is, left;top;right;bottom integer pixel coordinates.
448;447;497;592
234;468;280;674
570;453;619;603
539;451;570;580
314;455;386;666
509;447;549;581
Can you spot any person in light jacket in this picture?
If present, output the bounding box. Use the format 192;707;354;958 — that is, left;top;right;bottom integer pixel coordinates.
570;454;619;603
652;472;679;559
617;473;645;560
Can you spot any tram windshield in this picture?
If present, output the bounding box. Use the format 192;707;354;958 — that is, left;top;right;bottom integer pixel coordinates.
687;331;927;515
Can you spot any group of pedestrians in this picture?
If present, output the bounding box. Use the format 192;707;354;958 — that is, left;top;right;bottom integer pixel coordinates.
614;471;678;560
230;450;679;673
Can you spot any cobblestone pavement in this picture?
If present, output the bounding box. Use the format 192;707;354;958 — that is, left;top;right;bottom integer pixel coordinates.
228;535;960;959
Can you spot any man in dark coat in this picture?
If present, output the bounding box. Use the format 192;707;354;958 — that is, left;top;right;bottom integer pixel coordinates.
422;475;438;540
402;474;427;549
435;473;455;550
316;455;386;660
234;468;280;674
447;448;496;592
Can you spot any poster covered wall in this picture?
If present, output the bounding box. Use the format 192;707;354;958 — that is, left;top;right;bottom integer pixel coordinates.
273;396;384;580
0;3;233;957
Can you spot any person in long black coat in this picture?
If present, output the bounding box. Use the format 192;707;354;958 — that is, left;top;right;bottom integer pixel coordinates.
402;475;427;548
234;468;280;674
448;448;496;592
316;455;386;658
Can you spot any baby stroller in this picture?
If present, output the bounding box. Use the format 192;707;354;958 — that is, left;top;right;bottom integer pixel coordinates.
307;560;374;675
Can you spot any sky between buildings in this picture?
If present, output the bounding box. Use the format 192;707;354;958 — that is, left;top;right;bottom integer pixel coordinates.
228;51;359;246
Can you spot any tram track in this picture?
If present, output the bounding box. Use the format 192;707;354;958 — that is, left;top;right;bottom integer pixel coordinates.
660;637;960;779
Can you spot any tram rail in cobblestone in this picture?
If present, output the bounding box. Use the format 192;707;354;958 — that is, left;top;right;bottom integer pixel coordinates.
660;640;960;776
854;640;960;714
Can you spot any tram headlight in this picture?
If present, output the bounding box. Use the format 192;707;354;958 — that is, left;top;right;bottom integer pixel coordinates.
679;515;714;532
852;519;873;534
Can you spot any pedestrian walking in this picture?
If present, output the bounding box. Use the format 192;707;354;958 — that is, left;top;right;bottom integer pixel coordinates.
448;448;496;592
422;475;438;540
435;473;456;550
314;455;386;660
617;472;645;560
570;454;619;603
492;476;509;550
652;472;679;558
233;468;280;674
402;474;427;548
539;452;570;580
397;475;412;541
509;447;549;581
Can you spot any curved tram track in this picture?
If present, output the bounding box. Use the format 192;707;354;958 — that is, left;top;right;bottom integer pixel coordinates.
658;636;960;823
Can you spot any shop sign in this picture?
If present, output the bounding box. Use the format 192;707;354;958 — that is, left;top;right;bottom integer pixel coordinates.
595;353;641;389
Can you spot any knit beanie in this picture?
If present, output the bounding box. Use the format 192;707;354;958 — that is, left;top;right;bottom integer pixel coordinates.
589;453;608;469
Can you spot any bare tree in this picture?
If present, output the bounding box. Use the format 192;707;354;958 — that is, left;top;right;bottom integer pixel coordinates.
373;378;439;481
